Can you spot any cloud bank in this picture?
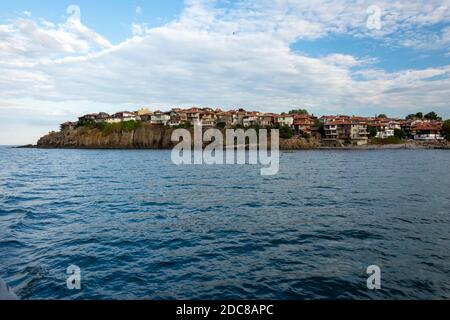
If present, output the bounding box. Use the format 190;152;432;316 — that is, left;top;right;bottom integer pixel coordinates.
1;0;450;144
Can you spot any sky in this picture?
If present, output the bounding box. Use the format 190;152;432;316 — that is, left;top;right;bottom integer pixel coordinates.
1;0;450;144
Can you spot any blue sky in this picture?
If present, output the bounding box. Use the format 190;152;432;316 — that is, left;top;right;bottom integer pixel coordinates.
0;0;450;144
292;33;450;73
0;0;185;43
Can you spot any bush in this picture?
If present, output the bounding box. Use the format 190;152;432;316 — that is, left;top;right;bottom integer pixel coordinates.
371;136;402;145
216;122;227;129
279;125;294;139
174;122;192;129
122;120;140;131
367;126;377;138
443;119;450;141
314;120;324;136
249;124;261;133
79;120;142;135
394;128;406;139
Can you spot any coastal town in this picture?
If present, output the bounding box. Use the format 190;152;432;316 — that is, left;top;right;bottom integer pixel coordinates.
59;107;449;147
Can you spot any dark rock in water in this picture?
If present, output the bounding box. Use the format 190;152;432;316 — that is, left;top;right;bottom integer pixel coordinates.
15;144;35;148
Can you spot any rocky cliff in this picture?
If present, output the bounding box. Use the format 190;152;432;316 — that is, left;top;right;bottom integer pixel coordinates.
37;123;176;149
36;123;321;149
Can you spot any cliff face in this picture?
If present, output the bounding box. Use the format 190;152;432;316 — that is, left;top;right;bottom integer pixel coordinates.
37;123;321;149
279;137;321;149
37;123;176;149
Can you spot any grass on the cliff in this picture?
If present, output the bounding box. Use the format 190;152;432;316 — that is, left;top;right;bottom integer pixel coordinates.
81;120;141;135
370;136;403;145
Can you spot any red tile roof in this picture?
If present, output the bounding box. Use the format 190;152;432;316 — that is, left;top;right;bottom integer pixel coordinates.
412;123;442;131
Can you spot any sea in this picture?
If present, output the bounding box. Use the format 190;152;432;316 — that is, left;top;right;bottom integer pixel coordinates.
0;146;449;299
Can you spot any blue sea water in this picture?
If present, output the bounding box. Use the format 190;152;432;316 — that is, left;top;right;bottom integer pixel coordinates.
0;146;449;300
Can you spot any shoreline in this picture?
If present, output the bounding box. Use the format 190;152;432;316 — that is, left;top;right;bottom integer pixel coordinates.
16;143;450;150
31;122;449;151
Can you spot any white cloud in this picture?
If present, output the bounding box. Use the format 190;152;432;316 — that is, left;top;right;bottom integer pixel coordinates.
136;6;143;15
0;17;111;69
1;0;450;144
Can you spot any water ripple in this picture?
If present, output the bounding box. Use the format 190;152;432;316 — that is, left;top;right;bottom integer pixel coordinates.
0;147;449;299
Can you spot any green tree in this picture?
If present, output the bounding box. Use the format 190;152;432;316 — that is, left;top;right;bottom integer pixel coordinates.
424;111;442;121
394;128;406;139
216;122;227;129
175;122;191;129
314;120;324;136
121;120;140;131
249;124;261;134
415;112;424;119
367;126;377;138
279;125;294;139
377;114;388;119
442;119;450;141
288;109;309;116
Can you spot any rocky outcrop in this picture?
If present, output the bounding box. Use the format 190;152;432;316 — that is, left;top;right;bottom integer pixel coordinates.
36;124;322;150
279;137;321;149
37;123;176;149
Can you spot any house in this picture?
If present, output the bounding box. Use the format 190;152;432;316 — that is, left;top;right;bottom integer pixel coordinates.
216;111;234;127
136;108;152;116
104;117;123;124
350;116;370;123
151;111;171;125
167;110;185;127
323;121;340;142
113;111;141;122
186;108;202;126
275;114;295;127
371;123;395;139
201;107;215;113
136;108;153;121
257;113;275;127
319;115;337;123
293;115;315;136
168;116;181;127
319;115;350;124
231;109;247;126
243;112;259;127
60;122;76;131
96;112;110;122
173;109;188;123
200;111;216;127
353;123;369;144
140;113;154;122
323;121;369;146
411;123;444;141
400;120;413;138
78;113;99;125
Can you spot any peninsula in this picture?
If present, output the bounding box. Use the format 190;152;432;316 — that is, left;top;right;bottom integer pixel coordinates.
35;107;450;149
